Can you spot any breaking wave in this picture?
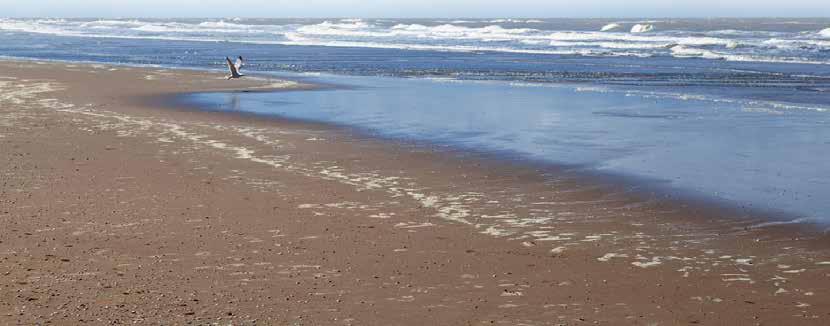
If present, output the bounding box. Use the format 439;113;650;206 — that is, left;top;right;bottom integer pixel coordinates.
600;23;622;32
0;18;828;65
630;24;654;33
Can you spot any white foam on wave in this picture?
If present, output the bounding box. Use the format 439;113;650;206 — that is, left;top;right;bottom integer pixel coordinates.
670;44;829;65
548;40;670;49
198;20;253;29
0;18;279;39
630;24;654;33
764;38;830;50
0;18;228;43
819;28;830;38
296;22;542;42
600;23;621;32
392;23;536;35
281;35;654;57
80;20;144;29
0;19;76;36
544;31;733;46
489;19;544;24
133;21;272;34
297;20;373;34
131;24;177;33
670;45;724;60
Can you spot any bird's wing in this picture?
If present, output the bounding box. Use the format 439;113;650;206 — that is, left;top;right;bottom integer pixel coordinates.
226;57;239;76
235;57;244;71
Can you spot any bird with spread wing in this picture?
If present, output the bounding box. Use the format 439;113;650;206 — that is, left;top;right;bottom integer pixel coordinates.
225;56;245;79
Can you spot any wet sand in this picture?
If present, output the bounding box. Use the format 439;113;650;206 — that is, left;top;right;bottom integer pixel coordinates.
1;59;830;325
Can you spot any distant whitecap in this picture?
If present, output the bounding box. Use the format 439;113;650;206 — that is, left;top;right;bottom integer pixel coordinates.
600;23;621;32
630;24;654;33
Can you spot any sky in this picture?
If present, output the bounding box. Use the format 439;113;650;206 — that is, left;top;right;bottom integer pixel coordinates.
1;0;828;18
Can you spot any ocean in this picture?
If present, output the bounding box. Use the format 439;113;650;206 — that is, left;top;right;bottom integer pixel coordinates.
1;17;829;223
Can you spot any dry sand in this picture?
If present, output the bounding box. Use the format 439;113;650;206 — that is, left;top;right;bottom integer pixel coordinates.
1;60;829;325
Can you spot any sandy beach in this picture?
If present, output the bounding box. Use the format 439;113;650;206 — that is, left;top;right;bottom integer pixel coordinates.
2;60;830;325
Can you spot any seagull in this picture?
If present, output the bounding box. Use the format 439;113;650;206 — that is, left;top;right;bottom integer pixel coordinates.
225;56;245;79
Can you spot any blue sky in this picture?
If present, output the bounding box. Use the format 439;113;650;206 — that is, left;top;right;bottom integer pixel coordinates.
2;0;828;18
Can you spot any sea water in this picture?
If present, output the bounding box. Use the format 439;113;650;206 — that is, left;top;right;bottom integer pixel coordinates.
185;74;830;223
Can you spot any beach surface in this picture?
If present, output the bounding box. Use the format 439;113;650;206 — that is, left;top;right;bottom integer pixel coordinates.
2;60;830;325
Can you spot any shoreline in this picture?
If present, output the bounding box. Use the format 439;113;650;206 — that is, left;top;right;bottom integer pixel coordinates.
163;84;826;235
2;59;830;324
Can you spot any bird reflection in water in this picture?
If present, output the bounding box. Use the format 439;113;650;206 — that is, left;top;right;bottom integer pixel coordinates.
225;93;241;111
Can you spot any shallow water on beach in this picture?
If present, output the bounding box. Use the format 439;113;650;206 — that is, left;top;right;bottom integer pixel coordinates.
184;74;830;223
